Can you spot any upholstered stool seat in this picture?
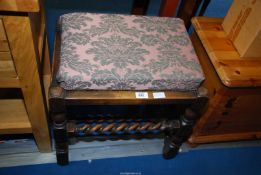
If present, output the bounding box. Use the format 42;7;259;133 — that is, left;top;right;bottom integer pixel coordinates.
57;13;204;91
49;12;208;165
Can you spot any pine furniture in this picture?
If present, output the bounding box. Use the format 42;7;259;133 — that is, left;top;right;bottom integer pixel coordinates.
190;17;261;144
0;0;51;152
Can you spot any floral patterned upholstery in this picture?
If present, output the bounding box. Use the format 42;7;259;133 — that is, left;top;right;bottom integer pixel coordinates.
57;13;204;91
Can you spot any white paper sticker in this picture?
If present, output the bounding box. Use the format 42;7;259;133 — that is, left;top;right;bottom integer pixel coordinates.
153;92;166;99
135;92;149;99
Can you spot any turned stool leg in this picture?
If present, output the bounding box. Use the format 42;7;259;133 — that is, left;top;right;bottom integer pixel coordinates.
49;86;68;165
53;113;68;165
163;87;208;159
163;113;194;159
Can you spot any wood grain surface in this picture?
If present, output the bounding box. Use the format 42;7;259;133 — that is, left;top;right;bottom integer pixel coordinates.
189;19;261;144
4;15;51;152
0;99;32;134
0;0;39;12
192;17;261;87
0;19;17;78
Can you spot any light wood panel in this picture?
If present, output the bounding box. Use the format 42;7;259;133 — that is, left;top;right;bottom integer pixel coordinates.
0;99;32;134
0;19;7;40
42;36;51;109
0;42;9;51
189;18;261;144
37;19;45;63
0;19;17;77
43;74;50;109
192;17;261;87
0;60;17;77
0;0;39;12
0;51;12;60
0;77;20;87
190;32;224;134
0;19;9;52
43;37;51;76
28;8;45;63
3;15;51;152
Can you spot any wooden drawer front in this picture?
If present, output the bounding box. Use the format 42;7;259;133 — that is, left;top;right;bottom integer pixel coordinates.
0;19;17;77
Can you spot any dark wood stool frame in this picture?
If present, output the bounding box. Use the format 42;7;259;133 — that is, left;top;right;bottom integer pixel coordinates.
49;25;208;165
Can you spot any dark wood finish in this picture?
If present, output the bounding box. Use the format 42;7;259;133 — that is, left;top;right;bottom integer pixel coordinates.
65;90;197;105
189;17;261;144
177;0;202;29
163;87;208;159
49;86;68;165
159;0;180;17
49;22;208;165
177;0;210;30
49;24;68;164
131;0;150;15
198;0;210;16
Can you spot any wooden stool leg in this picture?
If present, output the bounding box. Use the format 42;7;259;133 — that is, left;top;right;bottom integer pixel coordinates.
49;86;68;165
163;114;193;159
53;114;68;165
163;87;208;159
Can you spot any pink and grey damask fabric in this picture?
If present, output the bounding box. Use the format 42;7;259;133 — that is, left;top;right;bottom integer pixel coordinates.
57;13;204;91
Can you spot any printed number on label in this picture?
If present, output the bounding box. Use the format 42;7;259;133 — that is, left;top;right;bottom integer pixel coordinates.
135;92;148;99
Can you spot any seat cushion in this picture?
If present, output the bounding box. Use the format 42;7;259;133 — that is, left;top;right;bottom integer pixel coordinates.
57;13;205;91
